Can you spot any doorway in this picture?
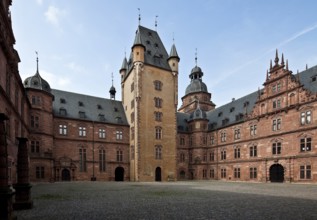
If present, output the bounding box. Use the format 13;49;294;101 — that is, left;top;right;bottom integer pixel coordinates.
115;167;124;181
269;164;284;182
155;167;162;181
61;169;71;181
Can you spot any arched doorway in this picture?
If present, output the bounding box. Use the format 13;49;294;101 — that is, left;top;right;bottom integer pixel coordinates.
155;167;162;181
115;167;124;181
179;170;186;179
61;169;71;181
270;164;284;182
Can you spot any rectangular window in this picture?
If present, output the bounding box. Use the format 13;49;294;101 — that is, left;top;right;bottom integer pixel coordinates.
79;148;87;172
155;146;162;160
234;129;241;140
31;141;40;153
221;132;226;142
59;124;67;135
131;100;134;109
155;112;162;121
301;111;312;125
272;119;281;131
221;149;226;160
131;82;134;92
180;137;185;145
250;167;257;179
154;97;162;108
221;168;226;178
250;125;257;136
210;169;215;179
272;142;281;155
234;168;241;179
79;126;86;137
31;116;39;129
250;145;257;157
155;127;162;140
116;150;123;162
180;153;185;162
36;166;45;179
99;149;106;172
116;130;123;140
234;147;240;159
210;135;215;145
209;151;215;161
203;169;207;179
99;128;106;139
300;138;312;152
300;165;311;179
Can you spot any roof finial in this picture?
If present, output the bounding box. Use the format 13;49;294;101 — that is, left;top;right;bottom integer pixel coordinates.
155;15;158;31
172;32;175;44
274;49;279;65
281;53;284;66
195;48;198;66
306;64;308;70
138;8;141;25
270;59;272;70
286;59;289;71
266;70;269;81
111;72;114;86
35;51;39;73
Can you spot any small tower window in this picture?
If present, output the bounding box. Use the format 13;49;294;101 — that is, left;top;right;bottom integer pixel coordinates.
78;101;84;107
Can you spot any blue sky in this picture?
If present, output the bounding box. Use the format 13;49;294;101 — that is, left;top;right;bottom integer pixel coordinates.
11;0;317;107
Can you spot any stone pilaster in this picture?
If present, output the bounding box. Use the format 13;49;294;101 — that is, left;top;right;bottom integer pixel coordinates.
0;113;16;220
13;137;33;210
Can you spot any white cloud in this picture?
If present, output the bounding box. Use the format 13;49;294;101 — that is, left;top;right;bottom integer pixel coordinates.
44;5;66;27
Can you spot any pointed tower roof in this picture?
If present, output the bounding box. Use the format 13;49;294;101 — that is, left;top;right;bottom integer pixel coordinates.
168;44;180;61
120;57;128;71
132;26;145;48
23;53;51;93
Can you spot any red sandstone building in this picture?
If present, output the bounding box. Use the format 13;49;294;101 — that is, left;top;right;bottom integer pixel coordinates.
1;1;317;185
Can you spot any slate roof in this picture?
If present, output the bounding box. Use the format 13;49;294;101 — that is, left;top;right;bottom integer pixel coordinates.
297;65;317;93
24;71;51;93
176;64;317;131
126;26;171;75
52;89;128;125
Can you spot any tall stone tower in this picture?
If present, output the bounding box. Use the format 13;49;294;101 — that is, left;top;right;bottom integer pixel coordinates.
120;25;179;181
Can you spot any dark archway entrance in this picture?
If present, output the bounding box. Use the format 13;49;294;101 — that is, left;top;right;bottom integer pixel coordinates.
115;167;124;181
155;167;162;181
270;164;284;182
61;169;71;181
179;170;186;179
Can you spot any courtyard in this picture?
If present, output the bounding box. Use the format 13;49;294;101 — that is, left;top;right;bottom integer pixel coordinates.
15;181;317;220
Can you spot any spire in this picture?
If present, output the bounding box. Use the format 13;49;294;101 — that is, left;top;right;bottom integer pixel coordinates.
281;53;284;66
35;51;39;75
270;59;272;70
274;49;279;66
306;64;308;70
266;70;269;81
138;8;141;26
155;15;158;31
168;36;180;62
195;48;198;66
133;26;144;48
286;59;289;71
109;72;116;100
120;57;128;71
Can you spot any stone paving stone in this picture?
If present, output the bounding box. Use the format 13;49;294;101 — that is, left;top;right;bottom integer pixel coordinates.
15;181;317;220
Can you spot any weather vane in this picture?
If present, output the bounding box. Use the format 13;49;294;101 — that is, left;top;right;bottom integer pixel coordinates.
155;15;158;30
138;8;141;25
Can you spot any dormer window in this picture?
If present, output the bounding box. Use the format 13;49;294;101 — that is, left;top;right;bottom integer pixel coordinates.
147;50;152;55
98;114;105;122
79;111;86;118
312;76;317;82
60;98;66;104
148;32;152;37
218;112;223;117
114;107;118;112
59;108;67;116
146;40;151;45
97;104;102;110
243;101;249;107
230;107;235;113
78;101;84;107
222;118;229;126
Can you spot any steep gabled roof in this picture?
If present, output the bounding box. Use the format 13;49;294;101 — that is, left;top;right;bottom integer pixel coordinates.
127;25;171;73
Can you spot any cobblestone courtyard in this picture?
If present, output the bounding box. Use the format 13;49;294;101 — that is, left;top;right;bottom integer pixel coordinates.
15;181;317;220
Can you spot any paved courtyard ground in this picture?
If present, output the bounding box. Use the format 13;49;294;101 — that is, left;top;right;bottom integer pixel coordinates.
15;181;317;220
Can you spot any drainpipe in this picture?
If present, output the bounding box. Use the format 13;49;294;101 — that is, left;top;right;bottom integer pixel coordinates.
91;121;96;181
